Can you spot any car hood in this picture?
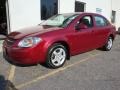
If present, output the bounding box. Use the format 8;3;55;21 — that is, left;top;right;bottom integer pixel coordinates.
7;25;62;39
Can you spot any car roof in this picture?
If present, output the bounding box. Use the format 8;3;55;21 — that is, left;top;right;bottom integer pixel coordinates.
61;12;103;16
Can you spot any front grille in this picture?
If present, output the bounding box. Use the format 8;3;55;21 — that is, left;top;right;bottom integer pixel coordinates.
6;37;16;46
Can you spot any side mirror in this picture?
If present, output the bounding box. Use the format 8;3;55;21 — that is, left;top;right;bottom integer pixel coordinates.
75;24;80;30
75;24;88;30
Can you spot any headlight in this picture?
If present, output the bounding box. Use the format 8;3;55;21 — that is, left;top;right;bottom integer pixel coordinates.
18;37;42;47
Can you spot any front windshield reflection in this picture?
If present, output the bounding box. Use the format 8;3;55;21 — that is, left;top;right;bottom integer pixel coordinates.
40;14;79;28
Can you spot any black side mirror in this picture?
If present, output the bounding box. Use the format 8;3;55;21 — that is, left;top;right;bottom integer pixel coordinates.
75;24;80;30
75;24;88;31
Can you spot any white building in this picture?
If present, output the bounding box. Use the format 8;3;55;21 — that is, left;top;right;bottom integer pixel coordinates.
111;0;120;30
0;0;120;35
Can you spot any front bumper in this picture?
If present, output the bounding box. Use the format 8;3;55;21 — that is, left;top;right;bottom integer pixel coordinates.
3;41;46;65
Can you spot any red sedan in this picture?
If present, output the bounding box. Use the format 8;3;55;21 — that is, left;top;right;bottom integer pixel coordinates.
3;13;116;68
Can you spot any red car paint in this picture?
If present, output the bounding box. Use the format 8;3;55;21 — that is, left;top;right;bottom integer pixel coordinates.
3;13;116;65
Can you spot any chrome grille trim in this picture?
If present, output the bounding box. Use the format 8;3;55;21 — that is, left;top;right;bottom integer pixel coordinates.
6;38;16;46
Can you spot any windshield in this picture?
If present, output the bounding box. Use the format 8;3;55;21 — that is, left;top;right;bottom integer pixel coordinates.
40;14;79;28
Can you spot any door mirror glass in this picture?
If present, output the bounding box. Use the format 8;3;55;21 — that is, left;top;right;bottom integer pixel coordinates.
79;24;88;29
75;23;88;30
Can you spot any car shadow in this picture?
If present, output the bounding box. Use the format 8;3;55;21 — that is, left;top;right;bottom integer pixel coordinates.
39;63;53;69
117;27;120;35
97;48;105;51
0;75;18;90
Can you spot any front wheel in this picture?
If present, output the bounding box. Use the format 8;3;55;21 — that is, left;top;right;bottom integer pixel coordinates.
46;43;67;68
103;37;113;51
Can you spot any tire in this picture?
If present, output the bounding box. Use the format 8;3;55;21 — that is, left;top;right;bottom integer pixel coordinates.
46;43;67;68
102;37;113;51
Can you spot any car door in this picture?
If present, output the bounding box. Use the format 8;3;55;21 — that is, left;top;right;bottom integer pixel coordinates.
92;15;111;48
69;15;95;55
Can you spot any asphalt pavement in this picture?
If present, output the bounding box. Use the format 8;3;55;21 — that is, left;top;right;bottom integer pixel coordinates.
0;35;120;90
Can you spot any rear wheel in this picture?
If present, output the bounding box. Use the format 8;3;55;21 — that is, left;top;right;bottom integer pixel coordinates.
102;37;113;51
46;43;67;68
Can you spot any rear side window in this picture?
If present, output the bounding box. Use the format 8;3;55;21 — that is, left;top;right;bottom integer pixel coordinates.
95;16;109;27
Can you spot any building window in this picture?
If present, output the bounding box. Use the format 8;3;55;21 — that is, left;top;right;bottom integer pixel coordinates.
41;0;58;20
111;10;116;23
75;1;86;12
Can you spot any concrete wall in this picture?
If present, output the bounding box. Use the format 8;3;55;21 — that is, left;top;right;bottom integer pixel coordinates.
8;0;119;31
59;0;111;20
112;0;120;30
8;0;40;31
81;0;111;20
59;0;75;13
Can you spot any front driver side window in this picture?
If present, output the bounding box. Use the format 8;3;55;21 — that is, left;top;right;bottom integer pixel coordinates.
79;16;93;28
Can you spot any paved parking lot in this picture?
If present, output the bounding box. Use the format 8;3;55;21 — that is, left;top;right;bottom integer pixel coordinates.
0;35;120;90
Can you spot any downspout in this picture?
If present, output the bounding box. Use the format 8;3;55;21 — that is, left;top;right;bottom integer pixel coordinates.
6;0;11;34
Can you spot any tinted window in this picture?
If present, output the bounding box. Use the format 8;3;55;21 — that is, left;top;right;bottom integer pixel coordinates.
79;16;93;28
41;0;58;20
41;14;79;27
95;16;108;27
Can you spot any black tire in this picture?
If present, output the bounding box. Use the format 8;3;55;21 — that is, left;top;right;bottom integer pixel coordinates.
46;43;67;69
102;37;113;51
